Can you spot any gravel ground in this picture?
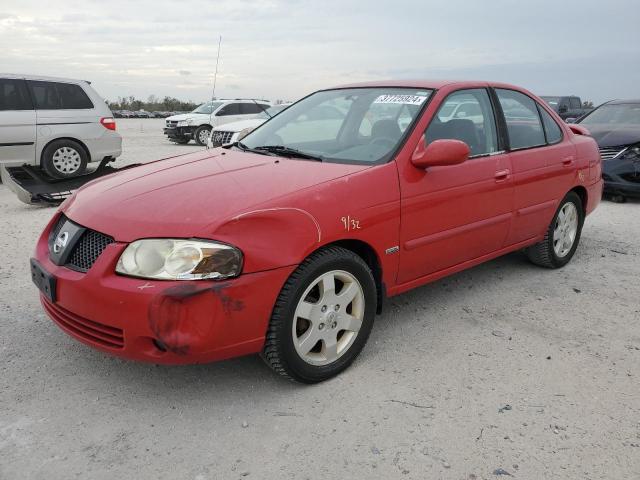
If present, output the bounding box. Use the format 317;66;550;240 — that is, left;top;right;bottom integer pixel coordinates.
1;119;639;479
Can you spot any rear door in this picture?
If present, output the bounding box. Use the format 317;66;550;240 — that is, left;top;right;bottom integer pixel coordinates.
214;103;245;126
0;78;36;164
397;87;513;284
494;88;575;244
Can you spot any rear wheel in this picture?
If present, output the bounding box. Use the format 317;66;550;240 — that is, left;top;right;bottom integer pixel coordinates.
526;191;584;268
262;247;377;383
194;125;212;146
42;139;88;179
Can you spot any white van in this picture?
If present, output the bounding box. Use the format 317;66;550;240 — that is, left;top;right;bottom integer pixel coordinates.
0;74;122;178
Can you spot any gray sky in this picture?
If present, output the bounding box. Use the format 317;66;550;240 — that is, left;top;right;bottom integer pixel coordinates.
1;0;639;104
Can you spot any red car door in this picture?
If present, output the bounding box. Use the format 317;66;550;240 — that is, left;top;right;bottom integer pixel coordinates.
396;87;514;285
493;88;576;245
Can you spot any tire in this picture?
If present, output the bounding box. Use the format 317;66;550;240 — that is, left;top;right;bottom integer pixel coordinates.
172;137;190;145
262;246;377;383
41;139;88;179
526;191;584;268
194;125;212;146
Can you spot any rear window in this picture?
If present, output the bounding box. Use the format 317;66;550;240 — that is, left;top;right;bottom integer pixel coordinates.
28;81;94;110
0;79;33;111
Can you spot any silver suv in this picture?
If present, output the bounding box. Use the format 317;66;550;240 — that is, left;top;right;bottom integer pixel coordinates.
0;74;122;179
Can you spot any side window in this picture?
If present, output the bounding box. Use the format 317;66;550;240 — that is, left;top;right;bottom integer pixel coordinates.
28;81;62;109
240;103;266;114
0;79;33;111
538;106;563;144
424;88;498;157
28;81;93;110
495;89;546;150
217;103;242;116
569;97;581;109
56;83;93;109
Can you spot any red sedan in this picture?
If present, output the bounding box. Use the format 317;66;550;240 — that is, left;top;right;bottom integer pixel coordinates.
31;80;603;383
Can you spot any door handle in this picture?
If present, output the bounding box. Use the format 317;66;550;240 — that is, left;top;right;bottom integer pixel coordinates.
494;169;510;181
562;156;575;166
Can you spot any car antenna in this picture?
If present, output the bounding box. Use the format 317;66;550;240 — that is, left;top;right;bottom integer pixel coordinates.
208;35;223;137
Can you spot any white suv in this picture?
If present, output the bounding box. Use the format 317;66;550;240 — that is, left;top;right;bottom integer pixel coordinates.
0;74;122;179
164;99;271;146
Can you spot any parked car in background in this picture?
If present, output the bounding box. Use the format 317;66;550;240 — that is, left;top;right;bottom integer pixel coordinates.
32;80;602;383
207;103;291;147
573;99;640;201
164;99;271;145
541;95;593;121
0;74;122;179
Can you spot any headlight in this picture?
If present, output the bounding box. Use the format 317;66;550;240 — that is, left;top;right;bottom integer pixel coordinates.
236;127;256;142
618;143;640;160
177;118;194;127
116;239;243;280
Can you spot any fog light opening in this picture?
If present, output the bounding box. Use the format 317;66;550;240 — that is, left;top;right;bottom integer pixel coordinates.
153;339;168;352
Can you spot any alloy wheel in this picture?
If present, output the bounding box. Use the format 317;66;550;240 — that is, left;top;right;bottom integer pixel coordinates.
292;270;365;366
553;202;579;257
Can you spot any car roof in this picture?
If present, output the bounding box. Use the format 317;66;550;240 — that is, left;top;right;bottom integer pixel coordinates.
0;73;90;84
331;79;524;91
605;99;640;105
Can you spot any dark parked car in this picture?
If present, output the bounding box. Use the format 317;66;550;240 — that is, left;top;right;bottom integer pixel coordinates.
541;96;593;121
574;99;640;201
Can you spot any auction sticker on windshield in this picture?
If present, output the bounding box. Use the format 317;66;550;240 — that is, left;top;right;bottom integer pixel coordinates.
374;94;427;105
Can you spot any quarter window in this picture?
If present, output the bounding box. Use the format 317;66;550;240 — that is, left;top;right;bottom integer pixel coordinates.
240;103;267;114
0;79;33;110
424;89;499;157
538;106;563;144
495;89;546;150
28;81;93;110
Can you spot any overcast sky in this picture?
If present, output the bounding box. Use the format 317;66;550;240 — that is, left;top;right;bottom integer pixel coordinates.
1;0;639;105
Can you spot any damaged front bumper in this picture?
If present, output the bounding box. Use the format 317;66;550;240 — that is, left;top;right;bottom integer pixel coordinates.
163;125;195;141
33;215;295;364
602;154;640;198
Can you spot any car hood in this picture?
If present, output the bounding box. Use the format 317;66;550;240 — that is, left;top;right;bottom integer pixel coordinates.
214;118;265;133
580;123;640;147
63;149;368;242
166;113;207;122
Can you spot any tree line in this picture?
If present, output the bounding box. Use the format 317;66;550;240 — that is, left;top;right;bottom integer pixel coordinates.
107;95;199;112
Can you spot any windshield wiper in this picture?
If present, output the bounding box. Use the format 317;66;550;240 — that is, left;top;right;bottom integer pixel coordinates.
226;141;277;156
254;145;324;161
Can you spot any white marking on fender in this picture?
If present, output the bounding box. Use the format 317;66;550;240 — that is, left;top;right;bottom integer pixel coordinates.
233;208;322;243
138;282;155;290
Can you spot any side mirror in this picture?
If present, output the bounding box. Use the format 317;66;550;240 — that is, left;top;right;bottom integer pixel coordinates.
411;137;470;169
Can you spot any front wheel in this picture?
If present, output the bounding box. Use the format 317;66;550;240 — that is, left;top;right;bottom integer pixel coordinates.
194;125;212;146
262;247;377;383
526;191;584;268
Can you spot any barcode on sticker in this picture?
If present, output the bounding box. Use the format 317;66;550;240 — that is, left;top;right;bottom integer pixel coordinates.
374;94;427;106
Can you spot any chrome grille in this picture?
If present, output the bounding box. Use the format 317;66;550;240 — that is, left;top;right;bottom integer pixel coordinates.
599;146;626;160
210;130;235;146
166;120;178;127
66;229;114;272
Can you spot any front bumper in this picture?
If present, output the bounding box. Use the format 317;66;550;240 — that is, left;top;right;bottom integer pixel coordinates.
33;216;295;364
163;126;196;140
602;157;640;198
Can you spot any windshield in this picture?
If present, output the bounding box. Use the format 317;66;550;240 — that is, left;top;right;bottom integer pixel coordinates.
192;101;224;115
240;88;433;164
579;103;640;125
257;104;290;119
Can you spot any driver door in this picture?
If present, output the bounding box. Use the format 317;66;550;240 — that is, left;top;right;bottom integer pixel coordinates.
397;88;513;284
